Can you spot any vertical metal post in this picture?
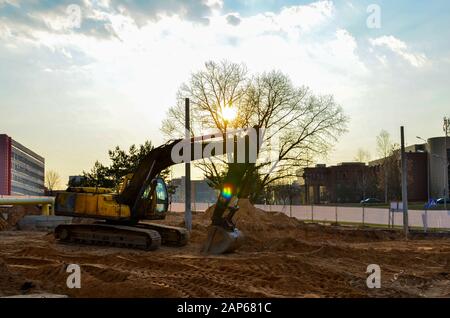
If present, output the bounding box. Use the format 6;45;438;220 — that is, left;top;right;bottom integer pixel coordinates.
41;204;50;216
289;183;293;218
335;205;338;224
400;126;409;238
388;208;391;228
362;204;365;227
427;146;431;203
444;117;449;211
192;181;196;213
185;98;192;232
424;208;428;233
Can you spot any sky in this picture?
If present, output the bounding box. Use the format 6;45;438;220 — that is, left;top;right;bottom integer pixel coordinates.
1;0;449;186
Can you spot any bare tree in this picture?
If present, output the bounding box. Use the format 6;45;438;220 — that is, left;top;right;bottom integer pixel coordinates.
377;130;392;159
45;170;61;192
161;60;248;137
377;144;402;201
354;148;372;201
376;130;392;203
355;148;371;163
356;167;378;201
162;61;348;198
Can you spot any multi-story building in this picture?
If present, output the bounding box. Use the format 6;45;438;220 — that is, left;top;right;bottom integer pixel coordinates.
0;134;45;196
369;151;428;202
302;162;379;204
426;137;450;199
302;136;450;204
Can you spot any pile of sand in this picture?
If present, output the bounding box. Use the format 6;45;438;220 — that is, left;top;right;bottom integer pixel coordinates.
0;205;41;231
174;199;405;252
203;199;302;229
0;259;33;296
159;198;414;256
0;216;7;231
188;199;308;251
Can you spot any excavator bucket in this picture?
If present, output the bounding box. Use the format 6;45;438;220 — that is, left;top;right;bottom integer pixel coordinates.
202;226;244;254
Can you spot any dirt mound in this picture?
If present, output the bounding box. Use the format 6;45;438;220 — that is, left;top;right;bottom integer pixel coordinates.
203;199;301;229
194;199;413;252
0;205;41;230
204;199;259;220
201;199;310;251
1;222;450;297
0;258;37;296
166;205;405;251
0;216;7;231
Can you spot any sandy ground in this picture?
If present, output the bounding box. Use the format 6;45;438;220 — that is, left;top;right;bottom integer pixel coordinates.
0;201;449;298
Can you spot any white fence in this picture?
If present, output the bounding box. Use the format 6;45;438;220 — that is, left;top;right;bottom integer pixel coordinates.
170;203;450;230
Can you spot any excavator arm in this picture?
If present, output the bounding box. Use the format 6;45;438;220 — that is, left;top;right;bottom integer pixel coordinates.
119;129;262;226
54;128;262;254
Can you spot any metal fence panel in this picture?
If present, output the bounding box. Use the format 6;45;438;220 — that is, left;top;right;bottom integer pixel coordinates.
170;202;450;230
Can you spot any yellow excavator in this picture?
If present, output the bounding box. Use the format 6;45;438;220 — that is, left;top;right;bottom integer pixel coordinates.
53;130;260;254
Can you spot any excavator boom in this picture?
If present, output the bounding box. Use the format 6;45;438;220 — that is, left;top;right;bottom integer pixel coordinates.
54;128;262;254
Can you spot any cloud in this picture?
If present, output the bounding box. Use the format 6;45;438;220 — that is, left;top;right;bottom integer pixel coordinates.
369;35;428;68
0;0;224;42
108;0;222;26
0;0;363;101
0;0;19;7
226;13;241;26
0;0;336;47
276;0;334;33
9;0;446;177
0;1;117;41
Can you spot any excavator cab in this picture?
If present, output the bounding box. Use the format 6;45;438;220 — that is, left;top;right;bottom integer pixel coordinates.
143;177;169;215
128;176;169;221
117;174;169;220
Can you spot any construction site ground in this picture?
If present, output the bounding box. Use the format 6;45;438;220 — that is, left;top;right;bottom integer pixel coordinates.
1;201;449;298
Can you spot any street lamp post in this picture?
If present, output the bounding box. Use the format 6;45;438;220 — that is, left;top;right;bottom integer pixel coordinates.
444;117;449;211
400;126;409;238
185;98;192;232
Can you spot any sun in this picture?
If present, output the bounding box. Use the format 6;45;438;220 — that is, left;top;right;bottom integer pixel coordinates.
221;105;237;123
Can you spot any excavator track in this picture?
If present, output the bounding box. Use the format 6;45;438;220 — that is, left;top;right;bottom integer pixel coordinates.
54;223;162;251
136;223;189;247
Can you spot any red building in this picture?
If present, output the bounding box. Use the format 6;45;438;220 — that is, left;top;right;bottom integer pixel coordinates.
303;162;378;204
0;135;12;195
302;152;428;204
0;134;45;196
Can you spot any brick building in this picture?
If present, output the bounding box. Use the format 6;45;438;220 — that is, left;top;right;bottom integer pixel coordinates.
303;163;378;204
302;152;428;204
0;134;45;196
